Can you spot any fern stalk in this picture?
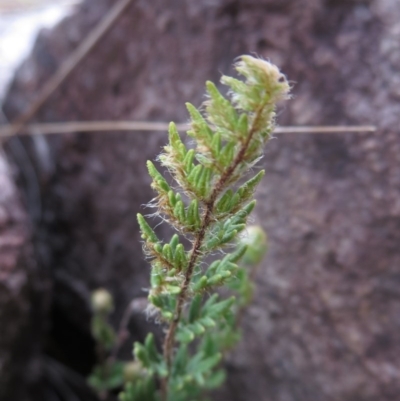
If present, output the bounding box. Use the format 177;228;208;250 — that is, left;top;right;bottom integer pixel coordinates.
164;100;268;370
121;55;290;401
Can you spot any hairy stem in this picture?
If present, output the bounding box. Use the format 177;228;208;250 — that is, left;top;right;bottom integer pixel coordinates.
160;108;262;401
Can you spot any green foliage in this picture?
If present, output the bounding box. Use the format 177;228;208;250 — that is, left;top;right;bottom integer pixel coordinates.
89;288;124;396
240;225;268;266
89;361;125;393
89;289;153;398
120;55;290;401
90;288;116;351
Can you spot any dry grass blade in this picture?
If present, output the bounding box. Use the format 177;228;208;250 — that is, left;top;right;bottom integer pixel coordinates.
0;121;376;136
1;0;134;142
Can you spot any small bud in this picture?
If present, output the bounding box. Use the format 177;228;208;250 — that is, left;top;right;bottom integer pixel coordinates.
240;225;268;265
123;361;144;383
91;288;113;314
238;56;291;100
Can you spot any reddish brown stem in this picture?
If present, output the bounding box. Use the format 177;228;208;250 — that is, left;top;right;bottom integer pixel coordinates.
160;109;263;401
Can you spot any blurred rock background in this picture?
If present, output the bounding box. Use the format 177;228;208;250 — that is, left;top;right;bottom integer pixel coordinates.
0;0;78;102
1;0;400;400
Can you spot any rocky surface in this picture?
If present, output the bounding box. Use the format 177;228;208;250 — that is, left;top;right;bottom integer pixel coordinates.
0;0;78;102
2;0;400;400
0;152;37;401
